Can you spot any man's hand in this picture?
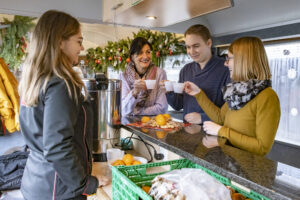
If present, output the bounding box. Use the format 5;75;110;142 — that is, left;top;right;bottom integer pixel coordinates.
184;112;202;124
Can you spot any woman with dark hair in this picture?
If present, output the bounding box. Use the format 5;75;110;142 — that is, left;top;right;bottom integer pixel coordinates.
19;10;108;199
184;37;281;156
120;37;168;116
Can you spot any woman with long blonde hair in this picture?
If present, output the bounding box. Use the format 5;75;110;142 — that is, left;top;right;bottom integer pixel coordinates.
184;37;281;156
19;10;108;200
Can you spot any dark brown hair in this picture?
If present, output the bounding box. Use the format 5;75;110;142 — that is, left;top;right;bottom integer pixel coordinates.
129;37;152;57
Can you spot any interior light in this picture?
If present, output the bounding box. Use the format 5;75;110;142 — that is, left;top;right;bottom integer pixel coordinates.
146;16;157;20
291;108;298;116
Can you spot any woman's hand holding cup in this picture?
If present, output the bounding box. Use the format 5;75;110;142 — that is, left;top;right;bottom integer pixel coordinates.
184;81;201;96
132;79;146;97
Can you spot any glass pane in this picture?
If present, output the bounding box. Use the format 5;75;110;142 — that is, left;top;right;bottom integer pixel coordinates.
265;41;300;146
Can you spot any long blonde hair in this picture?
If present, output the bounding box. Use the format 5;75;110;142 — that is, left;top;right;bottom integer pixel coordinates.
229;36;271;81
19;10;87;106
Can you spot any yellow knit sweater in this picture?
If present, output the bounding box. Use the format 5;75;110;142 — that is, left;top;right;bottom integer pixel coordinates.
194;87;281;156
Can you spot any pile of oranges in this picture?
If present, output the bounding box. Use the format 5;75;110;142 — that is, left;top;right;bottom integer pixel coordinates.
141;116;151;123
141;114;171;126
141;114;181;129
111;153;142;166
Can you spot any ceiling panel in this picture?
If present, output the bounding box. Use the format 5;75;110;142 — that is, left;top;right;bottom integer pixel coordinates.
103;0;232;28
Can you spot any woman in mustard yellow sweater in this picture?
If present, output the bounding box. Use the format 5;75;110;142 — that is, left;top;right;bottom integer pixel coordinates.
184;37;281;156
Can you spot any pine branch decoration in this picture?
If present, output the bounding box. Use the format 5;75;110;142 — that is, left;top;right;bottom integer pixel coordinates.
86;29;186;73
0;16;35;70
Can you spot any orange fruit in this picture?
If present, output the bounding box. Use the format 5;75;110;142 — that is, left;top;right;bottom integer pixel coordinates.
122;154;134;165
141;128;149;133
132;160;142;165
112;160;125;166
231;193;246;200
141;116;151;123
156;131;167;139
155;114;166;126
142;186;151;194
163;113;171;120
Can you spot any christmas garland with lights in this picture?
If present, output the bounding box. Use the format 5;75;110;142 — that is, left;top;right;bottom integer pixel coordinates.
86;29;186;72
0;16;35;71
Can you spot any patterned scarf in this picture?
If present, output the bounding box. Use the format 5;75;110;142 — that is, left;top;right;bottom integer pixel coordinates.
123;61;157;107
223;79;272;110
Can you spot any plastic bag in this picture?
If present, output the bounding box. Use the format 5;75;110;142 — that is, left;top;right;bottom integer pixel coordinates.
0;190;24;200
149;168;231;200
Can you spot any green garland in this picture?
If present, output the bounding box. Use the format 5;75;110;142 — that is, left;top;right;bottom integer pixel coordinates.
0;16;35;71
86;29;186;72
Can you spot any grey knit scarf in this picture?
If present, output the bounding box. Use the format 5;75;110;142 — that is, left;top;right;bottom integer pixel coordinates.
223;79;272;110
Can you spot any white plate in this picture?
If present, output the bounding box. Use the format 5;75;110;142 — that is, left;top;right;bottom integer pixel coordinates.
108;156;147;167
133;156;148;164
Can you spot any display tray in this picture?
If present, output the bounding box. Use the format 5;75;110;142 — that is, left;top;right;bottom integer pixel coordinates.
126;121;191;131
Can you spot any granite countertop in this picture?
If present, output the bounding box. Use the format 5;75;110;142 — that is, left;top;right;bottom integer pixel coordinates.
121;116;300;200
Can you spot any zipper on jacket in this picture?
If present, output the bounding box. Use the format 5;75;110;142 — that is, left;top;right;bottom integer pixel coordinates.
81;105;89;174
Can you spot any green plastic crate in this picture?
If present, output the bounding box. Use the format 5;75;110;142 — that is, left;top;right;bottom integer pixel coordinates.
112;159;269;200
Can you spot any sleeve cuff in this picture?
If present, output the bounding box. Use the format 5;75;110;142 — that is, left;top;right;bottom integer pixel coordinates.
193;91;203;100
218;126;229;139
82;175;99;196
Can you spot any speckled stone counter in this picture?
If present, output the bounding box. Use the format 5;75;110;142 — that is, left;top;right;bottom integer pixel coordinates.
121;116;300;200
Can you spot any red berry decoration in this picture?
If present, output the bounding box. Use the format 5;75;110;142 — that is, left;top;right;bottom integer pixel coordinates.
156;51;160;57
126;58;130;63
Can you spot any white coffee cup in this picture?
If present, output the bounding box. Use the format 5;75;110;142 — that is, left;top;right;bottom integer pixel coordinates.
173;82;184;93
145;80;156;89
164;81;174;91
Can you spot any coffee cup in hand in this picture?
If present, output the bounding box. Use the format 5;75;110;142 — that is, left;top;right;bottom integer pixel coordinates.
145;80;156;89
173;82;184;93
164;81;174;92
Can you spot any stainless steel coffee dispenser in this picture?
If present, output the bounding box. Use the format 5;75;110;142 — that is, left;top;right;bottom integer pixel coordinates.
83;73;121;162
